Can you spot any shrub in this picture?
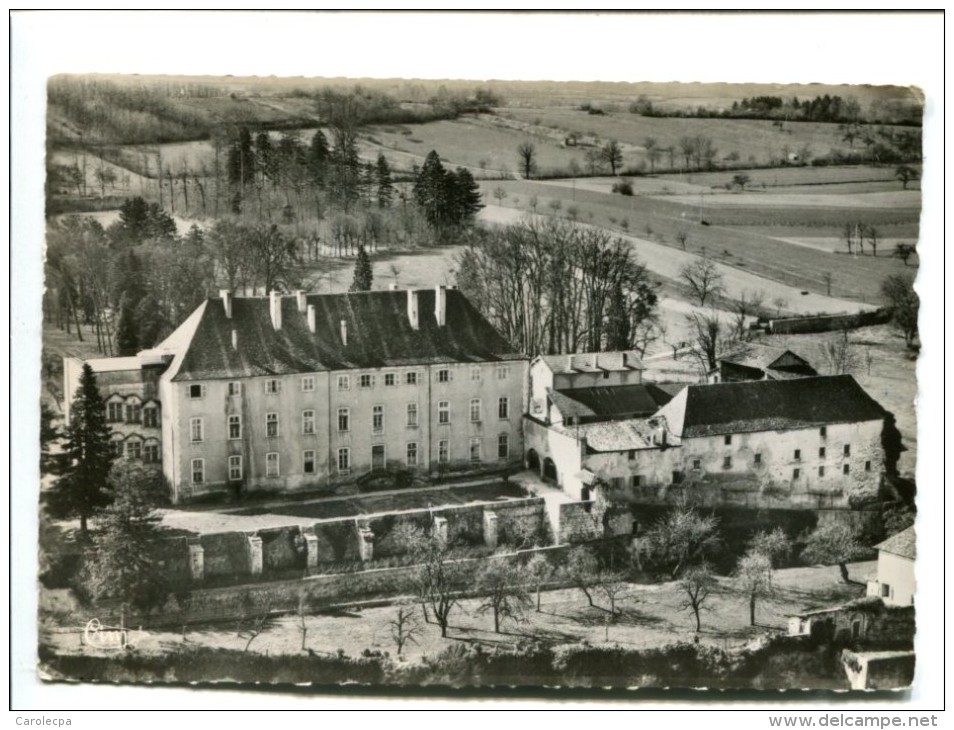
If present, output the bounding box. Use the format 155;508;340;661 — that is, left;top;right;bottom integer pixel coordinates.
611;180;634;196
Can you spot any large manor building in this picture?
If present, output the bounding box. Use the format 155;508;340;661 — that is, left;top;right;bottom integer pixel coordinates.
65;286;890;511
65;287;526;503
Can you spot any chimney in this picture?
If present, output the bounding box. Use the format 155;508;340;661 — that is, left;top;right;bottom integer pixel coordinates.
295;290;306;313
340;319;348;346
306;304;316;334
435;285;447;327
389;283;399;291
231;328;238;350
407;290;419;330
269;291;282;330
220;289;232;319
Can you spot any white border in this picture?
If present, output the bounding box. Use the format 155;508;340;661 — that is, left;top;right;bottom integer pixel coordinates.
8;9;946;716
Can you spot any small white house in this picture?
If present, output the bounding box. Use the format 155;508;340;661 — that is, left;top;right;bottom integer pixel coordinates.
867;526;916;607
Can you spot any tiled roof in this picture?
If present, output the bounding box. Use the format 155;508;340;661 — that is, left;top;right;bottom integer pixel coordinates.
172;289;522;381
549;384;674;420
875;526;916;560
539;350;645;374
669;375;886;437
557;416;679;453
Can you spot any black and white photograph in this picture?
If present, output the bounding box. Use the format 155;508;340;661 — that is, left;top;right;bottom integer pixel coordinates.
10;10;944;714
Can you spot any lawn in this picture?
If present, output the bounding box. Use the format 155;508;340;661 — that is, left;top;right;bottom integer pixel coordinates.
40;561;874;665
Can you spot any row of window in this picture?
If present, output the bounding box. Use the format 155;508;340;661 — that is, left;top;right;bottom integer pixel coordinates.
107;402;159;427
624;459;874;489
692;451;864;471
190;434;512;484
188;367;513;401
721;434;852;460
190;398;511;443
113;439;160;463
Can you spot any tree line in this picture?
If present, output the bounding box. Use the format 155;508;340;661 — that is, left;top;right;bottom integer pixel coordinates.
456;217;661;357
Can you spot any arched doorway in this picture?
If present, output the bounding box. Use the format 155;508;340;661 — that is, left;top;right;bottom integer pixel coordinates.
526;449;540;473
542;457;557;482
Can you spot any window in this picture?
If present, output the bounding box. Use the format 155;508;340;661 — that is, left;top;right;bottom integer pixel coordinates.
819;447;826;458
190;417;204;443
438;440;449;464
469;437;482;463
301;376;315;392
497;366;509;380
724;435;732;446
359;374;374;389
112;440;125;458
265;379;281;394
692;459;702;470
793;468;801;479
628;449;636;461
337;448;351;473
438;369;450;383
438;401;450;424
470;398;481;423
266;412;279;438
405;371;418;386
794;449;801;461
672;470;684;484
191;458;205;484
471;367;481;382
266;452;280;477
143;406;158;428
372;405;384;434
818;466;825;477
406;442;418;466
497;433;509;460
125;403;141;423
108;402;123;422
602;370;610;380
881;583;891;599
843;464;851;475
302;410;315;435
754;453;762;465
843;444;851;457
228;415;242;440
820;426;827;438
303;450;316;474
723;456;732;470
126;440;141;460
498;397;509;420
337;375;350;391
143;442;160;464
865;460;872;472
406;403;418;428
189;384;205;400
338;408;350;432
228;381;242;396
631;475;642;488
385;373;396;387
228;455;243;481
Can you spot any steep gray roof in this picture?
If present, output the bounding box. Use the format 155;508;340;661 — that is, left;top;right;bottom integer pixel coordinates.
539;351;644;375
549;384;674;421
173;289;522;381
667;375;886;437
875;526;916;560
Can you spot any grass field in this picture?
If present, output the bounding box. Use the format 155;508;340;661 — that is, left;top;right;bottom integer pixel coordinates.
41;561;873;667
499;107;916;169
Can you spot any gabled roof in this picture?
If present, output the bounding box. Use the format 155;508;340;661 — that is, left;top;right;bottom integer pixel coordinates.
657;375;886;438
549;384;674;421
719;342;816;375
539;350;645;375
172;289;522;381
875;526;916;560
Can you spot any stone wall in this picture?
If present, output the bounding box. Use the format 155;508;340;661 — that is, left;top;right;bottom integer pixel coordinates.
768;308;892;335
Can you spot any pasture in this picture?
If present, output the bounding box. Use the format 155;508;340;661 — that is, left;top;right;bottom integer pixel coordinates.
498;107;900;169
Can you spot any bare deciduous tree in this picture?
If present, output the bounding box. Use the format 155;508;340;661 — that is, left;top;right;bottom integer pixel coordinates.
678;563;715;633
388;603;423;656
516;141;537;180
680;256;724;306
